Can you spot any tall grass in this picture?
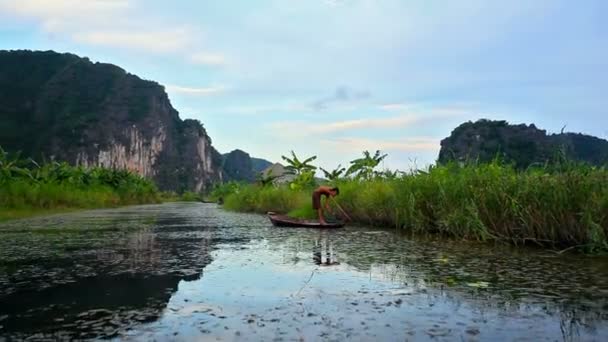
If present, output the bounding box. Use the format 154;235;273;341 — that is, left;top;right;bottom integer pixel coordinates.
223;185;309;214
0;148;160;219
221;162;608;252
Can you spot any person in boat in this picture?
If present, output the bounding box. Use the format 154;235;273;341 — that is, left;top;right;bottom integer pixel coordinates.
312;185;340;225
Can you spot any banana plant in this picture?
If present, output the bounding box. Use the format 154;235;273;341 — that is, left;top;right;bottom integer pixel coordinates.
320;164;346;181
0;147;32;183
346;150;388;180
281;150;317;175
379;169;402;179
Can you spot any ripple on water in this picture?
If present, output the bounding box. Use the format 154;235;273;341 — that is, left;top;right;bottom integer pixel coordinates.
0;202;607;341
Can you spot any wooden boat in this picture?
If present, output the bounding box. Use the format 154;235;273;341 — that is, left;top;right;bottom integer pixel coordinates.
267;212;344;228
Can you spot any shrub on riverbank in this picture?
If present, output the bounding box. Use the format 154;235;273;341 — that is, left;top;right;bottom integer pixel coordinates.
0;149;160;219
221;162;608;252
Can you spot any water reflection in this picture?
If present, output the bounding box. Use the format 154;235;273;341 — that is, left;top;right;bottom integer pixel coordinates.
0;203;607;341
257;229;608;341
312;234;339;266
0;204;222;339
0;273;182;339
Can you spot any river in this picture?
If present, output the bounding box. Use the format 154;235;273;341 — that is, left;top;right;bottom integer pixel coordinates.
0;202;607;341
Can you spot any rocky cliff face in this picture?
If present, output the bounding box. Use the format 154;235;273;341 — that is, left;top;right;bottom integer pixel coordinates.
439;119;608;167
0;50;222;192
251;157;273;174
222;149;254;182
221;150;273;182
550;133;608;166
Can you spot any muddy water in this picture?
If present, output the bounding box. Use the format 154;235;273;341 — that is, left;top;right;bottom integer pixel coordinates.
0;203;607;341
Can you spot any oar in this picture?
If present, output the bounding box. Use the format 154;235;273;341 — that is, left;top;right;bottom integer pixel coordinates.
331;197;353;222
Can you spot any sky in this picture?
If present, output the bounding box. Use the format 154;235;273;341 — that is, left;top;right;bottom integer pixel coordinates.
0;0;606;172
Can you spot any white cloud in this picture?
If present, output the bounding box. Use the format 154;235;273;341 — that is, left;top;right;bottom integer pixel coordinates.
190;52;228;66
72;29;192;53
219;103;310;115
0;0;130;19
0;0;132;35
271;108;465;137
315;116;418;133
0;0;227;65
324;0;347;7
321;137;440;153
166;84;226;96
379;103;413;111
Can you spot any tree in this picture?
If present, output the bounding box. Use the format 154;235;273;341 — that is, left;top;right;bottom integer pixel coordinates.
281;151;318;190
346;150;387;180
320;164;346;181
281;150;317;175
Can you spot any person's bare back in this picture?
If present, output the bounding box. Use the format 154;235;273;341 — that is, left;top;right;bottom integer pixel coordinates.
312;186;339;225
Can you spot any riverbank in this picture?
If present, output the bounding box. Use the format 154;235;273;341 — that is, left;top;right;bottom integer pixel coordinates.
0;194;203;222
0;186;215;222
0;153;161;221
0;183;161;222
220;162;608;252
0;207;81;222
0;184;209;222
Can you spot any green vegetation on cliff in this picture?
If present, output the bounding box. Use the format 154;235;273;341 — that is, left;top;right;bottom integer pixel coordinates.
222;149;255;182
0;50;223;192
439;119;608;168
0;50;147;156
222;149;273;182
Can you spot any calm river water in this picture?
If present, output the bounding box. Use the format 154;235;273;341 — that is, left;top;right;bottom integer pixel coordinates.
0;202;607;341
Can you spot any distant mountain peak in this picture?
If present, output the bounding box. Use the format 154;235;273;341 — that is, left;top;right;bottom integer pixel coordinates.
439;119;608;167
221;150;273;182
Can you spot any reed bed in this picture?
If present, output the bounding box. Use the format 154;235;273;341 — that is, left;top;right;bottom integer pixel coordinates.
220;162;608;252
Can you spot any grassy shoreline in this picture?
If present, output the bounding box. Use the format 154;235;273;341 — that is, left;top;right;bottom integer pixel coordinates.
218;162;608;253
0;157;213;223
0;182;161;222
1;150;162;222
0;207;83;222
0;195;202;222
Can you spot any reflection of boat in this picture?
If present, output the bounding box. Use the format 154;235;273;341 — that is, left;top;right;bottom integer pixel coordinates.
267;212;344;228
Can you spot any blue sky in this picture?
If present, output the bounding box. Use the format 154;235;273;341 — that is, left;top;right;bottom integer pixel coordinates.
0;0;606;171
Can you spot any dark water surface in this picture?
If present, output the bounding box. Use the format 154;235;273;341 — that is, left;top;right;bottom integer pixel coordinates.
1;203;607;341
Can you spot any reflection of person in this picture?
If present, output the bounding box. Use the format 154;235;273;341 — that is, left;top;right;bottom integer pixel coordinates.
313;236;340;266
312;246;322;265
312;186;339;225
